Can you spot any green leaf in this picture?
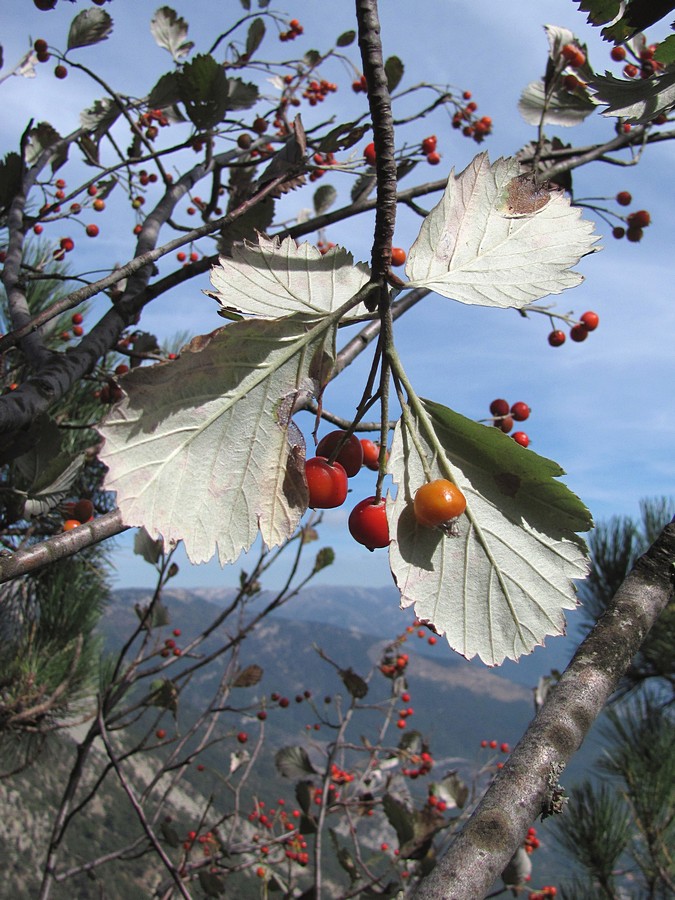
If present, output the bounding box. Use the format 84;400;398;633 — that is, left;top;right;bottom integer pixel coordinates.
99;315;337;566
575;0;622;26
405;153;599;309
67;8;113;50
24;123;61;168
383;793;415;846
654;34;675;66
0;152;22;216
79;98;121;141
178;54;230;129
198;871;226;897
246;18;266;58
589;70;675;123
304;49;321;67
208;235;371;319
225;77;259;111
340;667;368;699
275;746;317;779
295;780;313;814
133;527;164;564
385;55;404;92
150;6;194;62
233;663;263;687
147;72;182;110
318;121;369;153
147;678;179;714
430;771;469;809
313;184;337;215
313;546;335;571
160;822;182;848
22;453;85;519
336;30;356;47
387;400;592;664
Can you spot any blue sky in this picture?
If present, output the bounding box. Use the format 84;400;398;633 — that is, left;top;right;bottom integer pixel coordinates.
2;0;673;601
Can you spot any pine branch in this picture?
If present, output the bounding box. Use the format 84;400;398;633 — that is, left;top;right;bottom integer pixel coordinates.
412;523;675;900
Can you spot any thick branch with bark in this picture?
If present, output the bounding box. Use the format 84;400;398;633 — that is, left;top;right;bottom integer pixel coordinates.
412;523;675;900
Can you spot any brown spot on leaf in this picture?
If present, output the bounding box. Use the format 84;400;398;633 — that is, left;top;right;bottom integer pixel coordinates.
499;173;560;217
494;471;521;497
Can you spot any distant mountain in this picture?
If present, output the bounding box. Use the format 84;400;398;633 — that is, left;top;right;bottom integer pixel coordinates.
0;586;598;897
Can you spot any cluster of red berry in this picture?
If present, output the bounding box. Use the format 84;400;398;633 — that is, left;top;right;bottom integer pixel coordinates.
612;194;651;243
305;430;390;550
136;108;170;142
279;18;303;41
612;42;664;81
489;399;531;448
351;74;369;93
547;309;599;347
451;93;493;143
309;150;337;181
59;311;86;342
420;134;441;166
302;78;338;107
61;498;95;532
561;43;586;69
159;629;184;658
316;239;336;255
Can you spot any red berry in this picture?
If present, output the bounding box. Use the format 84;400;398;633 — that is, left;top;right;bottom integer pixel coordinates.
85;224;99;238
626;226;643;242
612;226;626;239
624;63;639;78
360;438;380;471
495;415;514;433
580;311;599;331
62;519;81;532
570;323;588;342
177;251;186;262
513;432;530;447
54;65;68;79
563;74;580;92
72;499;94;523
548;330;566;347
364;142;377;166
414;479;466;527
616;190;631;206
610;46;626;62
34;39;49;53
561;44;585;68
627;209;650;228
426;151;441;165
72;325;84;337
71;312;84;325
348;497;390;550
390;247;407;267
510;402;530;422
304;457;348;508
489;739;497;749
500;742;510;753
489;398;510;417
156;729;166;740
237;732;248;744
421;135;437;154
427;636;437;645
59;237;74;252
315;431;363;478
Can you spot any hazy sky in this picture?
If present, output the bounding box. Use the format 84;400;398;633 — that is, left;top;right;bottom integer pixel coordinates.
2;0;673;602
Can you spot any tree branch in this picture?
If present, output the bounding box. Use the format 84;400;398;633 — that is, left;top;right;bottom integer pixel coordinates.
0;510;129;584
412;523;675;900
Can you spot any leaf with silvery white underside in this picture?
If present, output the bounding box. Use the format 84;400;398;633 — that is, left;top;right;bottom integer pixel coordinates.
99;316;337;566
150;7;194;62
208;235;372;319
518;79;597;126
387;400;591;665
404;153;599;309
